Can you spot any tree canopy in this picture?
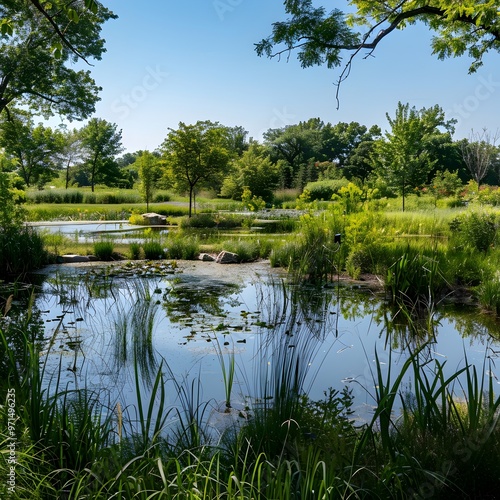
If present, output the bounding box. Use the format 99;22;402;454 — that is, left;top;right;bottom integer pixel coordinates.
161;121;231;216
256;1;500;101
0;0;116;119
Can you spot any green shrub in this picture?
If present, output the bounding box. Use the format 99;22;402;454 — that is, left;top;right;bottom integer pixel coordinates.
142;241;166;260
449;211;497;252
166;236;199;260
153;191;171;202
129;243;142;260
93;240;114;260
303;179;350;201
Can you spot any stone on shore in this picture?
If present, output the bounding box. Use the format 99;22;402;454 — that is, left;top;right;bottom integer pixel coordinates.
142;213;167;225
216;251;239;264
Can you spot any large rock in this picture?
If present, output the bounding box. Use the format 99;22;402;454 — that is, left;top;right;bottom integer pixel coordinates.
198;253;216;262
142;212;167;225
216;251;239;264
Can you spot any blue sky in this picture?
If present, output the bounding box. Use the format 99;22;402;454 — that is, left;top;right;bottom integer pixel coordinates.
76;0;500;153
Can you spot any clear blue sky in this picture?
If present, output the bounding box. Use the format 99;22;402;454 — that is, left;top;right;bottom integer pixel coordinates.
76;0;500;154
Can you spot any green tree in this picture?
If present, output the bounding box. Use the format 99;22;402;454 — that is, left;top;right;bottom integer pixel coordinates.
264;119;326;188
0;1;116;119
161;121;230;217
0;110;65;187
136;151;161;211
220;143;280;202
57;127;83;189
79;118;123;191
323;122;381;168
373;102;455;211
257;1;500;99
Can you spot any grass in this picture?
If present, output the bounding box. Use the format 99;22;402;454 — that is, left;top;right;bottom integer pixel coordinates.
4;266;500;498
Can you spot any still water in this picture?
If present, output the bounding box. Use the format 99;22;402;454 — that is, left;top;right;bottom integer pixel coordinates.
33;260;500;425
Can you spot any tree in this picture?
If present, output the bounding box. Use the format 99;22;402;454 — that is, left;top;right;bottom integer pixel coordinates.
220;143;280;202
373;102;455;211
264;119;326;188
57;128;84;189
0;110;65;187
460;129;500;189
0;1;116;119
136;151;160;211
161;121;230;217
79;118;123;191
257;1;500;101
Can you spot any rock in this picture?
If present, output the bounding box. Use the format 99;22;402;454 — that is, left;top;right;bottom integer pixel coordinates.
142;212;167;225
216;251;239;264
198;253;215;262
60;254;90;263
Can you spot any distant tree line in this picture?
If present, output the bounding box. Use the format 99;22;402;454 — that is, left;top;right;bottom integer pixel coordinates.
1;103;499;213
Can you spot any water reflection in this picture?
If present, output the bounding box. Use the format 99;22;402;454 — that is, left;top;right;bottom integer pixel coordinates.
26;264;500;422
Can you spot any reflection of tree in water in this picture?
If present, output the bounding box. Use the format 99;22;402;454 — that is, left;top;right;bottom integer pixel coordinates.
445;305;500;342
161;277;243;325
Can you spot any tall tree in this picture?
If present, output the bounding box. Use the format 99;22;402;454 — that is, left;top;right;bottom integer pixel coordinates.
57;128;84;189
161;121;230;217
460;129;500;189
264;119;326;188
220;143;280;202
0;1;116;119
373;102;455;211
79;118;123;191
136;151;160;211
257;1;500;101
0;110;65;187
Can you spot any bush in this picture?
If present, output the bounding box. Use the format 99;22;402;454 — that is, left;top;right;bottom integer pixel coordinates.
166;236;199;260
449;211;497;252
303;179;350;201
129;243;142;260
142;241;166;260
93;240;114;260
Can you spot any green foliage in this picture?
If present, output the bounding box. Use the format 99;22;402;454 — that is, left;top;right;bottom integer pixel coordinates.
161;121;231;217
93;240;114;260
303;178;349;201
165;235;199;260
385;249;445;305
241;186;266;211
79;118;124;192
257;0;500;82
449;210;497;252
0;1;116;120
27;188;85;204
129;242;142;260
142;240;166;260
373;102;456;211
430;169;464;199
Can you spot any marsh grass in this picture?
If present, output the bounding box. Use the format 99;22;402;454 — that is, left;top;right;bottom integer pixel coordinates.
93;239;115;260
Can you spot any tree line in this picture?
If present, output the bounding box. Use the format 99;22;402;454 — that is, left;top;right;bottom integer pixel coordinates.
0;0;499;215
1;103;499;212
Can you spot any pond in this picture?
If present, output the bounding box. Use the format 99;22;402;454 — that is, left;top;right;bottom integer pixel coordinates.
28;221;168;244
28;260;500;431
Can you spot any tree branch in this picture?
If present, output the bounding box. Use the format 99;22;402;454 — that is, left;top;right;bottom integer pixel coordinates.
29;0;92;64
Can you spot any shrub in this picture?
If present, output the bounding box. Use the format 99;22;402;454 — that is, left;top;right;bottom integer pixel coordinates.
303;179;350;201
129;243;142;260
142;241;166;260
153;191;171;202
166;236;199;260
93;240;114;260
449;211;497;252
129;213;146;225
